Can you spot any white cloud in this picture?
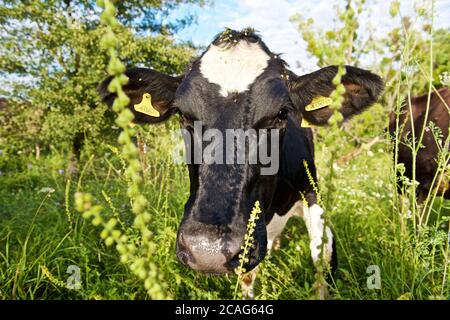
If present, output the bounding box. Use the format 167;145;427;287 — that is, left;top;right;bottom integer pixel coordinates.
225;0;450;73
218;0;313;73
174;0;450;75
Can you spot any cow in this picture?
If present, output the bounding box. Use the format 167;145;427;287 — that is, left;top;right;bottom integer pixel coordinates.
389;87;450;203
99;28;383;297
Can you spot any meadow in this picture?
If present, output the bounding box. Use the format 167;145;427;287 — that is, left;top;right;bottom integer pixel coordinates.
0;0;449;300
0;107;448;299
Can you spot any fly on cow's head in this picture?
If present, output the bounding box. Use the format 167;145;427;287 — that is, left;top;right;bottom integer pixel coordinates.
98;28;384;274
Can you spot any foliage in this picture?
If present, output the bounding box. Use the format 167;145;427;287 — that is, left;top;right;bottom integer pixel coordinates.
1;123;448;299
291;0;364;67
0;0;449;301
234;201;261;298
291;0;449;300
75;0;169;299
0;0;200;156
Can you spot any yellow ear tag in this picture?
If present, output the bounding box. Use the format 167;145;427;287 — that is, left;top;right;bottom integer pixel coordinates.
301;117;315;128
134;93;160;117
305;96;333;111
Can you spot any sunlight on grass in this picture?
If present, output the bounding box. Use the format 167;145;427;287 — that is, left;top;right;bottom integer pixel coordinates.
0;0;449;300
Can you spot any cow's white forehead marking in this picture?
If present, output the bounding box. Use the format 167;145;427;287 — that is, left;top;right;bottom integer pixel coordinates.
199;40;270;97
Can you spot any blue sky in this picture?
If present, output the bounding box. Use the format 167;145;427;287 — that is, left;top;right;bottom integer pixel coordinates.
168;0;450;74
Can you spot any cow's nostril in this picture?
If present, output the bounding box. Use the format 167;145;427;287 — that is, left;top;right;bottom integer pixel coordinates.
176;233;243;273
176;221;265;274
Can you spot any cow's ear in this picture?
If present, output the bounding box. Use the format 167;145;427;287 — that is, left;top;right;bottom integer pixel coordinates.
287;66;384;126
98;67;183;124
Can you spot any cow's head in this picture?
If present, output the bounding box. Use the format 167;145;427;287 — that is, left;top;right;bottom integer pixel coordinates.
99;29;383;274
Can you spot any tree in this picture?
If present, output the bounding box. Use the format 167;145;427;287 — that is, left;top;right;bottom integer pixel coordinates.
0;0;203;159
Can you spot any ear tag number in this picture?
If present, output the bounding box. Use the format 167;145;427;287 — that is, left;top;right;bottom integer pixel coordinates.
134;93;160;117
305;96;332;111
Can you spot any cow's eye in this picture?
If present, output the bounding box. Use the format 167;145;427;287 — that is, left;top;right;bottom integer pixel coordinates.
277;108;289;121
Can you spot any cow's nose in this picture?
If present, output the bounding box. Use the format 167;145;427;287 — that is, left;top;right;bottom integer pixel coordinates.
176;224;243;274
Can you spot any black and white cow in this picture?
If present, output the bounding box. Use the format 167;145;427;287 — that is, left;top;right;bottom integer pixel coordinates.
99;29;383;295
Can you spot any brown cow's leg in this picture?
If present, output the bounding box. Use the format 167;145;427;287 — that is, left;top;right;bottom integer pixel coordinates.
417;188;429;204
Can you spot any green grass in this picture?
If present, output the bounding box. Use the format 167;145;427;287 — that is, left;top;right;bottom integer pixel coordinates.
0;117;448;300
1;0;447;301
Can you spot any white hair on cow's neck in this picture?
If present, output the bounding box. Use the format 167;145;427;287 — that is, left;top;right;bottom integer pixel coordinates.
199;40;270;97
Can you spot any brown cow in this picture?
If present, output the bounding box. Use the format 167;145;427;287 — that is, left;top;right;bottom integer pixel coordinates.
389;87;450;202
